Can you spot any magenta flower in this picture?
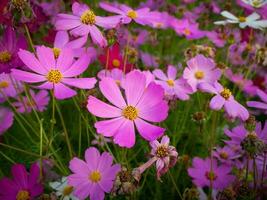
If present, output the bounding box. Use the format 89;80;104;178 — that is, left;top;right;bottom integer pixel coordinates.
199;82;249;121
183;54;221;92
0;163;43;199
150;135;178;180
153;65;193;100
13;90;50;113
97;68;124;85
55;2;120;47
0;26;27;73
0;72;23;102
247;89;267;112
99;2;160;26
224;122;267;147
68;147;121;200
225;69;258;96
12;46;96;100
87;70;168;148
171;19;205;40
0;106;14;135
213;145;241;166
188;157;235;190
52;31;88;58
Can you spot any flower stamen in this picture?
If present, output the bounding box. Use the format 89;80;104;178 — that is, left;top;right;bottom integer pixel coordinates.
156;145;169;158
16;190;30;200
166;79;175;87
0;50;12;63
89;171;101;183
46;70;62;84
220;88;232;100
194;70;204;79
122;106;138;120
81;10;96;25
112;59;120;68
127;10;137;19
0;81;9;88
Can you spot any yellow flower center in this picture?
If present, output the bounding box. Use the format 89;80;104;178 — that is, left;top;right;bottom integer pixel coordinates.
127;10;137;19
0;81;9;88
112;59;120;68
238;17;246;23
205;171;217;181
0;50;12;63
63;185;74;196
53;47;61;59
156;145;169;158
122;106;138;120
194;70;204;79
16;190;30;200
166;79;175;87
219;151;229;159
80;10;96;25
89;171;101;183
46;69;62;83
220;88;232;100
183;28;191;36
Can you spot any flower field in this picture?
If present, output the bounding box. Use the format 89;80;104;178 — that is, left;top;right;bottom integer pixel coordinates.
1;0;267;199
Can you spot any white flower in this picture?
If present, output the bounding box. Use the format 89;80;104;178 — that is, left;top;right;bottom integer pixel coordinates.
242;0;267;8
49;177;79;200
214;11;267;30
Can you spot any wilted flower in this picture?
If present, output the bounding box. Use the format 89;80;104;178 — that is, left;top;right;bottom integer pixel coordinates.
150;135;178;180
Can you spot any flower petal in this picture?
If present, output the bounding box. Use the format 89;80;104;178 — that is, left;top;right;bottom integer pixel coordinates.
62;77;96;89
113;120;135;148
99;77;126;109
54;83;76;99
12;69;46;83
135;118;164;141
87;96;122;118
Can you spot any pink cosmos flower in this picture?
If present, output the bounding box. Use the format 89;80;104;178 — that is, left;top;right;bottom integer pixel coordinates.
87;70;168;148
140;51;159;68
0;26;27;73
0;163;43;199
55;2;120;47
171;19;205;40
12;46;96;100
99;2;161;26
97;69;124;85
68;147;121;200
52;31;89;58
0;72;22;102
153;65;193;100
0;106;14;135
199;82;249;121
13;90;50;113
247;89;267;112
213;145;241;166
150;135;178;180
225;69;258;96
188;157;235;190
183;54;221;92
